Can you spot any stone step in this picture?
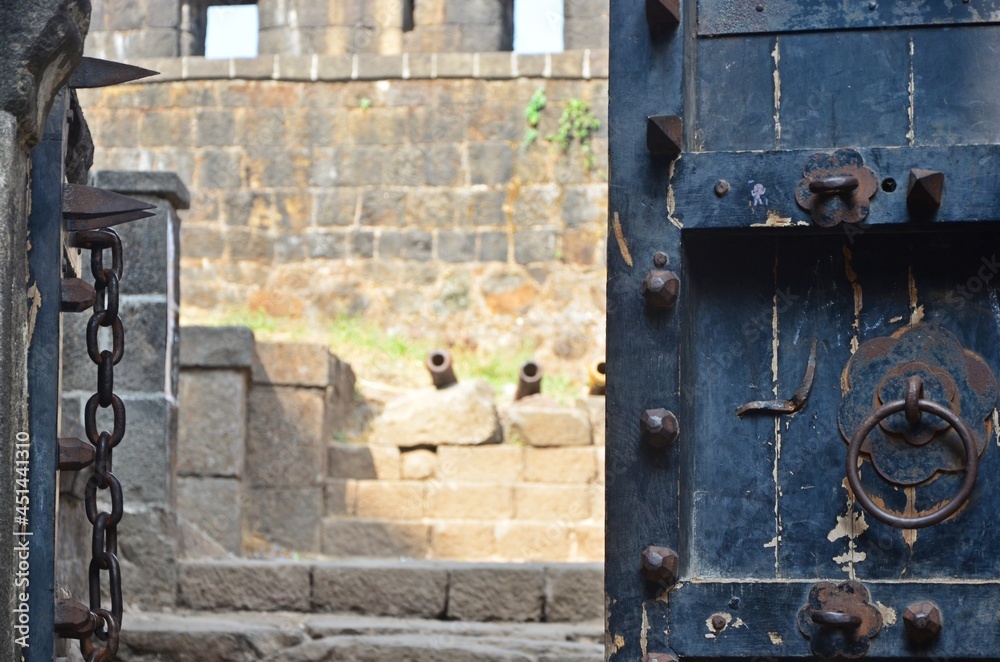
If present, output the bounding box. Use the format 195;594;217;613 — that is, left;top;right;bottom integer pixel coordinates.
116;611;603;662
318;517;603;562
178;559;604;623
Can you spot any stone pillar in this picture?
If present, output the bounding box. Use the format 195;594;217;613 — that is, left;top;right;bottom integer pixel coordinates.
85;0;183;59
176;326;255;556
259;0;405;55
246;343;355;552
563;0;609;50
59;171;190;609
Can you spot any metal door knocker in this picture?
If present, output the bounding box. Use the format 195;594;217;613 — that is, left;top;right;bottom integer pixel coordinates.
795;148;879;227
839;325;998;528
798;581;883;659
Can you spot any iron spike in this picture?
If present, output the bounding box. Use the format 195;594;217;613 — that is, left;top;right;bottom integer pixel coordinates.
64;209;157;232
63;183;156;219
69;57;158;89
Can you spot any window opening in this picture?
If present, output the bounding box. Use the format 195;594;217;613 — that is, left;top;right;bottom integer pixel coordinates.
205;3;260;58
513;0;564;53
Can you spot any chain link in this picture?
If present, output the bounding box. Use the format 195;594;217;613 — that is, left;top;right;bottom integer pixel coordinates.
77;228;126;662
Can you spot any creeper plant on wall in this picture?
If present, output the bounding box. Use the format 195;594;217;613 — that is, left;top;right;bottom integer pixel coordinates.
548;98;601;171
523;87;547;148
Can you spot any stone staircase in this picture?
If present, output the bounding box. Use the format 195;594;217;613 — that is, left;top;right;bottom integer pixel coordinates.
112;559;604;661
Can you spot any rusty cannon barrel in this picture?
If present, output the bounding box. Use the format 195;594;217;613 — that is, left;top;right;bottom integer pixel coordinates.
588;359;606;396
515;360;543;400
426;349;457;389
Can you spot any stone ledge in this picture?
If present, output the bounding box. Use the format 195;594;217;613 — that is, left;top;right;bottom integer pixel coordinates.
91;169;191;210
119;49;609;84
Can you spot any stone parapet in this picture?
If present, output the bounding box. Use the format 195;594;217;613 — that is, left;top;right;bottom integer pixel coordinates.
95;49;609;85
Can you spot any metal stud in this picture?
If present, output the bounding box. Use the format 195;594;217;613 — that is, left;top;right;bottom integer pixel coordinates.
906;168;944;217
646;0;681;33
58;437;96;471
60;278;96;313
647;115;683;159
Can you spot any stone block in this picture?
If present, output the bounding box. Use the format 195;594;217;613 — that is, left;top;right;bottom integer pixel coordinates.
119;507;179;608
278;55;313;81
437;231;476;263
384;145;426;186
307;231;347;260
379;229;433;260
514;230;557;264
448;565;545;622
572;524;604;562
351;230;375;258
478;51;513;79
233;55;276;79
114;397;175;506
504;400;592;447
177;369;247;477
422;143;464;186
185;56;230;79
405;188;457;228
590;48;609;79
581;396;606;447
315;54;353;81
180;326;254;369
334;145;388;186
247;386;327;487
328;443;400;480
321;519;430;558
430;522;496;560
400;449;437;479
195;148;241;189
514;185;561;228
314;188;361;226
180;224;224;259
479;232;509;261
176;477;243;554
436;52;475;78
495;522;572;563
360;188;406;226
409;105;466;143
437;445;524;482
468;142;514;185
246;486;324;552
562;184;607;229
226;228;273;262
523;448;597;484
324;479;358;516
252;342;332;387
589;484;604;522
347;107;408;145
550;51;585;79
368;380;501;447
312;561;448;617
355;480;425;520
179;560;312;610
515;485;591;522
544;564;604;622
426;483;514;520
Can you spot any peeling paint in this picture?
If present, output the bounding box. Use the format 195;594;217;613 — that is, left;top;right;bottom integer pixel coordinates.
842;245;862;355
875;601;898;627
907;34;915;146
611;212;633;267
763;536;778;549
772;38;782;147
889;315;903;323
26;282;41;342
771;262;782;574
902;487;919;549
993;409;1000;448
768;632;784;645
609;634;625;657
750;211;808;227
908;267;924;325
641;604;649;657
667;157;682;229
832;478;869;577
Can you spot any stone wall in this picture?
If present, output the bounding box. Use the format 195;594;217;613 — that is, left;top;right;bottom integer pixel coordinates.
78;51;609;370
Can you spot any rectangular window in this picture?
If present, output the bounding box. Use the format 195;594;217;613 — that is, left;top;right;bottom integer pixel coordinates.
403;0;415;32
205;4;260;58
514;0;563;53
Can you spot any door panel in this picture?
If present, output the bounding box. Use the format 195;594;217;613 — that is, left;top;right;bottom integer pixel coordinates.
610;2;1000;660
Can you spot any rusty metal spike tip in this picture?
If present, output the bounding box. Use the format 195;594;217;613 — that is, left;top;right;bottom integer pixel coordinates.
907;168;944;215
69;57;159;89
646;0;681;32
647;115;683;159
62;183;157;219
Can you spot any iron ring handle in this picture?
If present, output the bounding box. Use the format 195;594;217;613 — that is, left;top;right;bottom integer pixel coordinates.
846;398;979;529
809;175;860;196
811;610;863;629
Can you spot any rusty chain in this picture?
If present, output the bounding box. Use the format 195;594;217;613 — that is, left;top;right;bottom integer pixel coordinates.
73;228;126;662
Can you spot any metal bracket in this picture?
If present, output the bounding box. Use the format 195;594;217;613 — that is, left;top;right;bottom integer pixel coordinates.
798;581;883;659
737;338;817;417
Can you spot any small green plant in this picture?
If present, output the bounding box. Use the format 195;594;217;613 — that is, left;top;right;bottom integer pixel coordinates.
359;97;373;110
547;98;602;170
522;87;547;148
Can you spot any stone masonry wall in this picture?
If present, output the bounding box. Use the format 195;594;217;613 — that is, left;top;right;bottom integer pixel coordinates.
78;51;609;369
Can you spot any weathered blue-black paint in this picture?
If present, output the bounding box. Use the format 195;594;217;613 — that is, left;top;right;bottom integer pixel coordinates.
697;0;1000;36
24;89;66;662
609;1;1000;660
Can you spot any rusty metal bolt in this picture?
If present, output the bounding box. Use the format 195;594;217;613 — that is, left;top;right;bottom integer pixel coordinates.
642;270;679;308
641;408;679;447
714;180;730;197
640;545;679;586
711;614;728;631
903;601;942;643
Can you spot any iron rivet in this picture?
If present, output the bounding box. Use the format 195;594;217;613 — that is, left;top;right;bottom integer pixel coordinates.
869;1;877;9
714;180;730;197
711;614;728;631
641;408;679;446
729;597;742;609
903;601;943;643
640;546;680;586
756;3;764;11
653;251;668;268
642;270;680;308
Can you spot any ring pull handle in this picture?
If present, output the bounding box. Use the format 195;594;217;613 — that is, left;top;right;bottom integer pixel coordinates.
809;175;860;196
847;395;979;529
811;610;863;629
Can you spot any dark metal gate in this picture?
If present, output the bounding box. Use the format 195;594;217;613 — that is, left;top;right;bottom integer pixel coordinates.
23;57;156;662
607;2;1000;660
